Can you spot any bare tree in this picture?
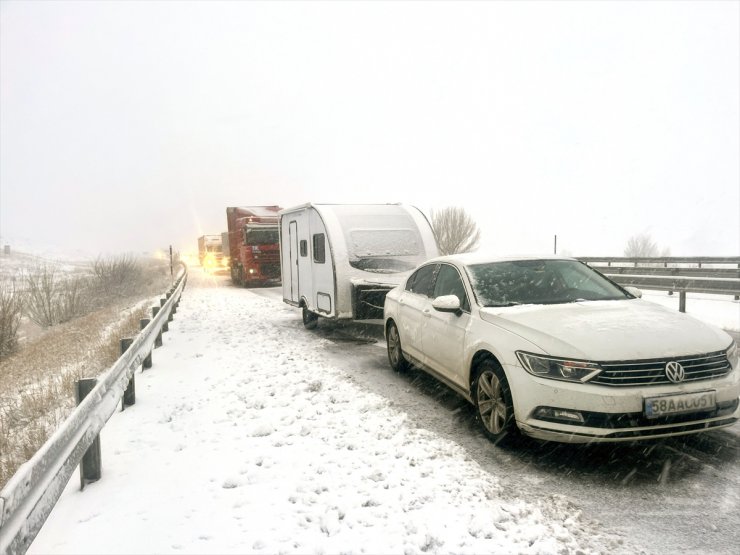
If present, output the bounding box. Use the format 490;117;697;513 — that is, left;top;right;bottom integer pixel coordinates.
431;207;481;255
624;233;670;258
0;280;24;357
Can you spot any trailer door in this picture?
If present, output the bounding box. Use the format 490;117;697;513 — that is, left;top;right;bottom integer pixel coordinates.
289;221;300;302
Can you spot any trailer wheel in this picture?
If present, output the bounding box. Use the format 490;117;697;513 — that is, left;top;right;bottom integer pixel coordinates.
302;306;318;329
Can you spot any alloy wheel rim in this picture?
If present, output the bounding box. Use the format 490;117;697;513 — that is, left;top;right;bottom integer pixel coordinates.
477;371;507;434
388;326;400;365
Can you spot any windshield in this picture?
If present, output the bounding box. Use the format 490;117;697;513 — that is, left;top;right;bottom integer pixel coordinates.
467;259;630;307
245;227;279;246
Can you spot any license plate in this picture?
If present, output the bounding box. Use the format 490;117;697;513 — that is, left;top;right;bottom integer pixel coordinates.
644;391;716;419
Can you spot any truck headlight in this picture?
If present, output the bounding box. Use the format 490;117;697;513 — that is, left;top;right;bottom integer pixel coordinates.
516;352;602;383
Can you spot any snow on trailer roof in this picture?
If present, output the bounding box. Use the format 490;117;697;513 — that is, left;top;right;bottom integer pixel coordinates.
280;203;438;272
279;202;406;215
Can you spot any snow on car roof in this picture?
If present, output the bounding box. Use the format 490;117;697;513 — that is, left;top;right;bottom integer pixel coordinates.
428;252;577;266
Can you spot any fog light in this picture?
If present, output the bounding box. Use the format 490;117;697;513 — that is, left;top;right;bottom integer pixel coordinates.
534;407;585;424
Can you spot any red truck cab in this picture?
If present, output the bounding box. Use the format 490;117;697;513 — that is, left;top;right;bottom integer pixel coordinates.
225;206;282;286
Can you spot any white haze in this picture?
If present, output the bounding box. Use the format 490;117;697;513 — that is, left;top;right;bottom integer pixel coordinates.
1;1;738;257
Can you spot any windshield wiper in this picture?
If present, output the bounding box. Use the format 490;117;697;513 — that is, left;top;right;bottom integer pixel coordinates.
483;302;520;307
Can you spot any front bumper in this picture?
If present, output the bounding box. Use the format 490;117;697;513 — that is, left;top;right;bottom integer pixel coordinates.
504;362;740;443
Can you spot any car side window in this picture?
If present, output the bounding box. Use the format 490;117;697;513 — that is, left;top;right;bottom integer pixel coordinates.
406;264;437;297
433;264;470;312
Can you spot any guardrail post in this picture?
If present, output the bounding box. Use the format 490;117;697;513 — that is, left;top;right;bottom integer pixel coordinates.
152;306;163;347
160;298;169;331
679;291;687;313
76;378;102;489
121;338;135;409
140;319;152;369
166;292;174;321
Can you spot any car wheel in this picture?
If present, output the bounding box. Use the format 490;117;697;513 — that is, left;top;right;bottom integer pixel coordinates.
473;360;517;443
302;306;318;329
386;321;409;372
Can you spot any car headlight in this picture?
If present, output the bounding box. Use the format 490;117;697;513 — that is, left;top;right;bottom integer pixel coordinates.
727;340;739;370
516;352;602;383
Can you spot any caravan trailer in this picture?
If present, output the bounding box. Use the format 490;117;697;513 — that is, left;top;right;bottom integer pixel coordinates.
279;203;439;328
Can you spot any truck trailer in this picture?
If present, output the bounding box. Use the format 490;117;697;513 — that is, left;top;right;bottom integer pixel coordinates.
225;206;282;286
197;235;226;272
279;203;439;328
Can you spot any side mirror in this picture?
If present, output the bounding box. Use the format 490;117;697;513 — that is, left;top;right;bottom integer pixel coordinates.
432;295;462;314
624;286;643;298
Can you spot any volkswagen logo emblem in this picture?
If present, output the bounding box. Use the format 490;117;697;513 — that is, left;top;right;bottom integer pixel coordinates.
665;361;685;383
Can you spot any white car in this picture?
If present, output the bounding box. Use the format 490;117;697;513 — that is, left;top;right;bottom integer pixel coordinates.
383;254;740;444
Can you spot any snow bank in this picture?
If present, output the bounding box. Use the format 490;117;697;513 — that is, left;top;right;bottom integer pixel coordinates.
30;275;636;554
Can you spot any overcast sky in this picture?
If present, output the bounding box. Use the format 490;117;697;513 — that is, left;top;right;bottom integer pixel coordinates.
1;1;738;258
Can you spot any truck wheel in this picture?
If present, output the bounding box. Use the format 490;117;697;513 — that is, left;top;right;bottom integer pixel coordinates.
386;321;409;372
473;359;518;444
302;306;318;329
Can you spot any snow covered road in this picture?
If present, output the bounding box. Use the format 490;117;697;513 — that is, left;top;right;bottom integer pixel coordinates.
29;271;739;554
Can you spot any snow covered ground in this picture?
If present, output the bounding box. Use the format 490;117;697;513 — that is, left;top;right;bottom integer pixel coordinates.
29;272;643;554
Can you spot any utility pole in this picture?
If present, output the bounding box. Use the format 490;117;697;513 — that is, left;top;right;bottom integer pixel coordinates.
553;235;557;254
169;245;173;277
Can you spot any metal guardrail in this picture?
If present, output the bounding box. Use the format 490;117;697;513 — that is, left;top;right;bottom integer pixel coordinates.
579;257;740;310
0;264;188;555
579;256;740;267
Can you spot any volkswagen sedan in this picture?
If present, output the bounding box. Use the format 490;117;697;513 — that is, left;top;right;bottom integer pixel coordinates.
383;255;739;443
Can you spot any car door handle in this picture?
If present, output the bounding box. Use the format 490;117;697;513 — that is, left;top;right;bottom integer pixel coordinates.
423;309;431;317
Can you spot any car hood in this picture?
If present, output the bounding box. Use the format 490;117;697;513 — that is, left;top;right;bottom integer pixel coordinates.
479;299;731;361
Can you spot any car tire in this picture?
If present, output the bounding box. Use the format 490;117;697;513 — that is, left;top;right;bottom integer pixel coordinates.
302;306;318;329
386;321;409;372
473;359;518;444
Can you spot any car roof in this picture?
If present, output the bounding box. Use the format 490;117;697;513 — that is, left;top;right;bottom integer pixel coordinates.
424;253;577;266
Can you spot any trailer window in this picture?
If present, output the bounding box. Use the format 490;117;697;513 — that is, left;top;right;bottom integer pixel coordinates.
313;234;326;263
300;240;307;257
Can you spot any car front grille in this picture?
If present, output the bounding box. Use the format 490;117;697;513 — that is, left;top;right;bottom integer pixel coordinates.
592;350;732;387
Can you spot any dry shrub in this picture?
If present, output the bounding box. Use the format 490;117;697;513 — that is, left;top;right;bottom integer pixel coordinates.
0;301;151;489
91;254;142;297
24;266;92;327
23;256;168;330
0;280;24;358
